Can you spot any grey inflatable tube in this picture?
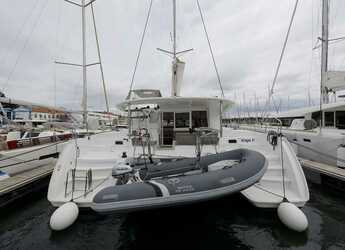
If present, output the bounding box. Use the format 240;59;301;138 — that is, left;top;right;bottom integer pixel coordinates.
92;149;267;213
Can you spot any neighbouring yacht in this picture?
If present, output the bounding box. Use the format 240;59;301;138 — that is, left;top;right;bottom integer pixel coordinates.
0;130;72;179
236;0;345;169
48;0;309;232
273;102;345;168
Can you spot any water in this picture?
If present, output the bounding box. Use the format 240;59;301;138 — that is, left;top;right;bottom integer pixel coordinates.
1;184;345;250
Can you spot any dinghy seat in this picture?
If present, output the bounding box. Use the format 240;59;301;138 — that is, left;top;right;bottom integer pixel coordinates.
141;158;197;179
142;149;264;179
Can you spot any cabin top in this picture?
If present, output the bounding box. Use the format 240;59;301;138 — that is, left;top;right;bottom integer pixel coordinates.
118;96;233;112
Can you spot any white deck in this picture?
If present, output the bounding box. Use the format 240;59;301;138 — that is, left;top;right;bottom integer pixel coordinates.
48;127;309;209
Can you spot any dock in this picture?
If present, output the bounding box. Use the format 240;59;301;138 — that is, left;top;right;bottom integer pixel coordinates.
0;164;54;208
300;158;345;191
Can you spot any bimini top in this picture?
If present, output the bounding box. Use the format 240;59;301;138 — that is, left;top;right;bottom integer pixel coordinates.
118;96;234;112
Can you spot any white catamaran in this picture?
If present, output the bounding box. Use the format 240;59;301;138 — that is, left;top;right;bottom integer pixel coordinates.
48;0;309;232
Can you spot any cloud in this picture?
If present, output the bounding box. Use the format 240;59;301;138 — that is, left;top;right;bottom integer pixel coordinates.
1;0;345;113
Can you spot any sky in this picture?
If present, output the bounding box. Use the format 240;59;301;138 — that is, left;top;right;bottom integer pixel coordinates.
1;0;345;114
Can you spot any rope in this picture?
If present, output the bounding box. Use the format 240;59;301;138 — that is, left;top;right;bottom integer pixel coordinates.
196;0;224;98
254;184;285;199
128;0;154;94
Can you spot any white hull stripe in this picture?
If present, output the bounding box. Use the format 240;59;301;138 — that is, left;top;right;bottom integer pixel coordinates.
149;180;170;197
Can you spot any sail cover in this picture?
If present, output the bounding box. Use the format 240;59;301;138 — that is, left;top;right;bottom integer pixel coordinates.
171;59;185;96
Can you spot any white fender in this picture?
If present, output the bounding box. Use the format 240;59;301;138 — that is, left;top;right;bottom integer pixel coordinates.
50;202;79;231
277;202;308;232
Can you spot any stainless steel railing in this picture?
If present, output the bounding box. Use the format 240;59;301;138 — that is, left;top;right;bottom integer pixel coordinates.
64;168;93;198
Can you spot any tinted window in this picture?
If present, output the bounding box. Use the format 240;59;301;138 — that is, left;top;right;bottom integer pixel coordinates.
192;111;208;128
336;111;345;129
175;112;190;128
325;112;334;127
163;112;174;127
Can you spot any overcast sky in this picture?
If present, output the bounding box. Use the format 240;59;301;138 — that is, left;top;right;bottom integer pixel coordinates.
1;0;345;113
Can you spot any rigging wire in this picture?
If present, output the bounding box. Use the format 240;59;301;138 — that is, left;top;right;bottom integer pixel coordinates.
329;0;341;71
0;0;41;78
196;0;224;98
268;0;299;105
91;2;110;114
128;0;154;95
53;0;62;153
54;0;62;109
307;0;315;100
1;0;49;92
313;36;345;51
262;0;299;118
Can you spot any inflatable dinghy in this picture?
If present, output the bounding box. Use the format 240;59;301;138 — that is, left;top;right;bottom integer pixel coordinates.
91;149;267;213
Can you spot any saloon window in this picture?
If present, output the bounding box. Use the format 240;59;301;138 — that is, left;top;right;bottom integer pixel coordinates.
192;111;208;128
175;112;190;128
325;112;334;127
336;111;345;129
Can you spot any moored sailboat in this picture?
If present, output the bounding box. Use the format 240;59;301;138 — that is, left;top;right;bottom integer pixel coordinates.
48;0;309;232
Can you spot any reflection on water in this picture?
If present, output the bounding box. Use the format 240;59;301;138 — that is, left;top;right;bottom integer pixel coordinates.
1;184;345;250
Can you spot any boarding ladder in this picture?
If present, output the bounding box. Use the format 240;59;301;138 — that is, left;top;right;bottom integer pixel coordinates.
64;168;93;198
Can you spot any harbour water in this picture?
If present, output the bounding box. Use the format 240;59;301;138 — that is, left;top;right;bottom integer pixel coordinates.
0;183;345;250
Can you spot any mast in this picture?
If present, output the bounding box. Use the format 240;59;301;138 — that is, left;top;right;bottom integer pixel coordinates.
173;0;176;59
171;0;178;96
321;0;329;105
157;0;191;97
56;0;109;130
82;0;88;128
319;0;329;129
